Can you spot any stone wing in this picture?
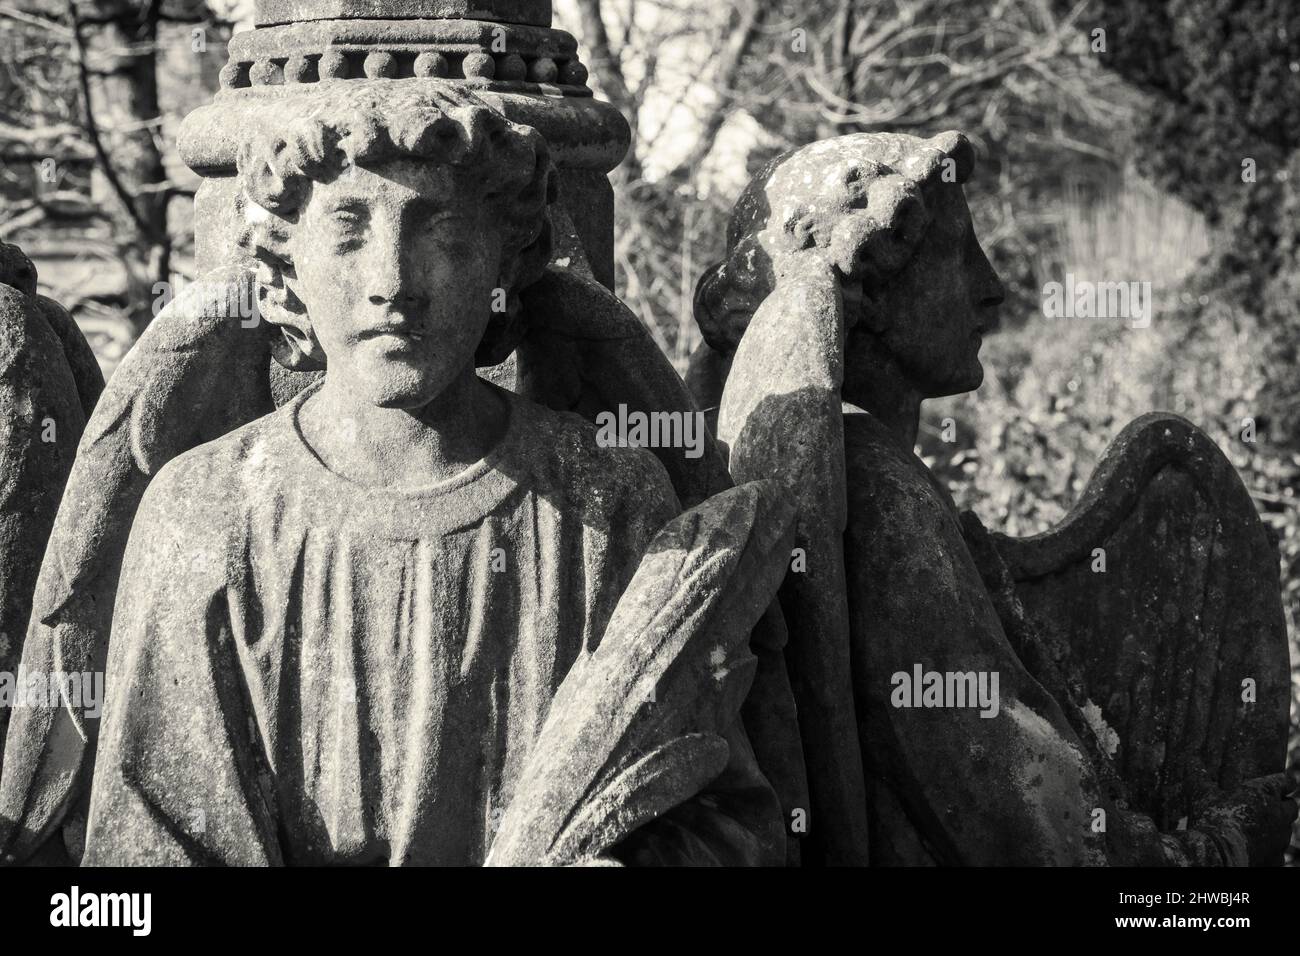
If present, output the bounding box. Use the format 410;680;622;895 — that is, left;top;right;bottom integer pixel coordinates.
487;480;794;866
515;266;733;508
967;413;1290;827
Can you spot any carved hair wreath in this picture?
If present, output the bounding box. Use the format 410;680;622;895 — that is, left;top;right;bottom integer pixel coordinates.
694;130;976;356
234;82;558;370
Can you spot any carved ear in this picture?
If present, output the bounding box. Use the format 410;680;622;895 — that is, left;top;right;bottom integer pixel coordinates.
269;325;326;372
692;261;730;351
695;239;776;357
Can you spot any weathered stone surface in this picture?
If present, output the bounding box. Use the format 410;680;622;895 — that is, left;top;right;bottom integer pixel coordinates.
82;384;779;865
255;0;553;27
0;269;272;865
971;414;1292;851
717;264;870;867
62;85;785;866
488;479;794;866
0;94;805;867
514;268;813;860
515;267;733;507
707;133;988;864
698;131;1296;865
0;243;102;864
842;410;1107;865
221;21;585;94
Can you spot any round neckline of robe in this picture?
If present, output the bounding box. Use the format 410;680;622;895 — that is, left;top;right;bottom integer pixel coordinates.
282;378;527;511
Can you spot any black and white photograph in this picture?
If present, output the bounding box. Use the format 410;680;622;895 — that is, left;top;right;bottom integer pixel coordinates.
0;0;1296;940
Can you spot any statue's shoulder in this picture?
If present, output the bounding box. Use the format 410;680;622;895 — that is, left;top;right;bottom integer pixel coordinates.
505;393;679;520
133;407;289;534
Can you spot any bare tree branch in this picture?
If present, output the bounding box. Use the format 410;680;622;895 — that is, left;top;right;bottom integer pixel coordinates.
572;0;643;179
65;0;151;238
662;0;766;179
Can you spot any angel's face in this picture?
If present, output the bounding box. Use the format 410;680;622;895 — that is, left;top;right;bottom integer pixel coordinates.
288;158;502;410
844;184;1004;402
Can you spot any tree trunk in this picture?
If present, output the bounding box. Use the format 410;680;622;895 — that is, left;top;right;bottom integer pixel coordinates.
71;0;170;333
572;0;643;183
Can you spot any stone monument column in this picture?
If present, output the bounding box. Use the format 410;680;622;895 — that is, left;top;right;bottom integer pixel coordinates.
178;0;629;290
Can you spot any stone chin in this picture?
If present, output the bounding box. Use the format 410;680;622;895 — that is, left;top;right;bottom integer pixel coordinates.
918;337;988;399
938;355;985;398
351;363;458;410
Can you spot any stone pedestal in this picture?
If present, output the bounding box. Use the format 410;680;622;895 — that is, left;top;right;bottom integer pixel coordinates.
178;0;628;289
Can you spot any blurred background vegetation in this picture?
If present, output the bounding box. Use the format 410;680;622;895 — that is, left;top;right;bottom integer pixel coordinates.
2;0;1298;855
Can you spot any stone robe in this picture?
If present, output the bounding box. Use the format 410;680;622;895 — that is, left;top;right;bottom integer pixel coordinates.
83;384;780;865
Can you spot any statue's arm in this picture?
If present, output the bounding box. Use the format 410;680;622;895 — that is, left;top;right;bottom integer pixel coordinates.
82;462;280;866
717;262;872;864
844;438;1111;865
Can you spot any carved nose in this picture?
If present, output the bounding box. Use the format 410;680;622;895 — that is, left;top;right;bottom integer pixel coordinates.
365;242;423;308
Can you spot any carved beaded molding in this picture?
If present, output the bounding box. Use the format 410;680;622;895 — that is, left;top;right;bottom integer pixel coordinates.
221;20;590;95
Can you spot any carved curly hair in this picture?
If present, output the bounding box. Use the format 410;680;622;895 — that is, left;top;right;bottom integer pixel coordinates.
236;82;556;369
694;130;975;356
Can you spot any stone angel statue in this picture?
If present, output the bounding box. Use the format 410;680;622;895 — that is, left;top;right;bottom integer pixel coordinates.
0;243;103;864
0;84;806;866
690;130;1297;866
